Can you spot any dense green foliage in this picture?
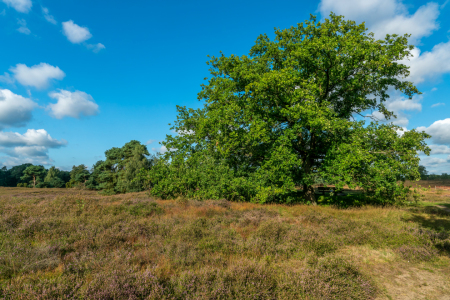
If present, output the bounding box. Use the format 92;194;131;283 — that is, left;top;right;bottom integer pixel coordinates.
92;140;154;194
0;164;32;187
66;164;91;188
0;164;71;188
145;14;430;204
20;165;47;188
0;141;154;194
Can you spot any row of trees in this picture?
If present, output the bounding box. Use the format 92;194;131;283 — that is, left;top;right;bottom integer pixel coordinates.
0;164;71;188
0;140;154;193
72;140;155;194
419;166;450;181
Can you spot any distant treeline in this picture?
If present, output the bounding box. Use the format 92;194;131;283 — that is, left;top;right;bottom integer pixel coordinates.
419;165;450;181
0;140;155;194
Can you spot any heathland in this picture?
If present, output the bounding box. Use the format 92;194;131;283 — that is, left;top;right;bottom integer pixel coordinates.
1;13;449;300
1;185;450;299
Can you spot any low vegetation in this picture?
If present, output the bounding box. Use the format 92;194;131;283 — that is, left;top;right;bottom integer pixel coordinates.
1;187;450;299
1;13;450;299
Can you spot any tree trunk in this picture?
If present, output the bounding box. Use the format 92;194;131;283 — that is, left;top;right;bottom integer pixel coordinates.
303;184;316;205
33;175;36;188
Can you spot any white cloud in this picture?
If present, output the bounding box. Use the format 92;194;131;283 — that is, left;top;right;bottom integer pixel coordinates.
431;103;445;108
0;132;66;166
370;2;439;44
370;93;422;126
1;0;32;13
318;0;439;44
401;41;450;84
395;127;408;136
42;6;56;24
0;155;54;167
419;156;450;174
146;139;156;145
386;96;422;112
417;118;450;145
16;18;30;34
48;90;99;119
13;145;48;157
420;156;448;165
10;63;65;89
0;129;66;148
0;89;37;129
86;43;105;53
0;72;14;84
388;95;422;126
62;20;92;44
152;145;168;153
429;145;450;154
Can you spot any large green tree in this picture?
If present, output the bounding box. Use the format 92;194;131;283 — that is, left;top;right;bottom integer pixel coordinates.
44;166;65;188
5;164;32;187
66;165;91;188
152;14;429;204
95;140;152;194
21;165;46;188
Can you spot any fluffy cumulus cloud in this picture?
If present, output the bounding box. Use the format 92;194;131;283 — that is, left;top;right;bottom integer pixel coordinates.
62;20;92;44
370;93;422;126
1;0;32;13
429;145;450;154
319;0;450;86
152;145;168;154
42;6;56;24
48;90;99;119
417;119;450;145
10;63;65;89
16;18;30;34
318;0;439;43
420;156;448;166
0;129;67;166
0;129;66;148
400;42;450;85
0;89;37;129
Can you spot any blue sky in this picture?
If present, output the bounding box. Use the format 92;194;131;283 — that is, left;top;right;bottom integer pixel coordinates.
0;0;449;174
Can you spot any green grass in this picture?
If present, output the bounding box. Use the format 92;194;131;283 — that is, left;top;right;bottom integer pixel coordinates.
0;187;450;299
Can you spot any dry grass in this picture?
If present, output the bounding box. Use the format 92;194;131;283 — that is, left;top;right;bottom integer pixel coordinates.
0;187;450;299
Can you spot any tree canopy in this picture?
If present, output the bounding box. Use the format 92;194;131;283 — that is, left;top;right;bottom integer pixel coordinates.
93;140;153;194
21;165;47;188
148;14;430;204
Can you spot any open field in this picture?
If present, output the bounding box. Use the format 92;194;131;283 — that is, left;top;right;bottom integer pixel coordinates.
1;186;450;299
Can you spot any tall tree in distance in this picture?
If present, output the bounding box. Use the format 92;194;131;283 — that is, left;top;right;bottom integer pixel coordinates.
44;166;65;188
67;165;90;188
96;140;151;194
21;165;46;188
8;164;32;186
418;165;428;180
153;13;430;204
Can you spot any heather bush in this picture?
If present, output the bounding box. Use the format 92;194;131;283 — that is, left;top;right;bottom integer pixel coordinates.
1;189;450;299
